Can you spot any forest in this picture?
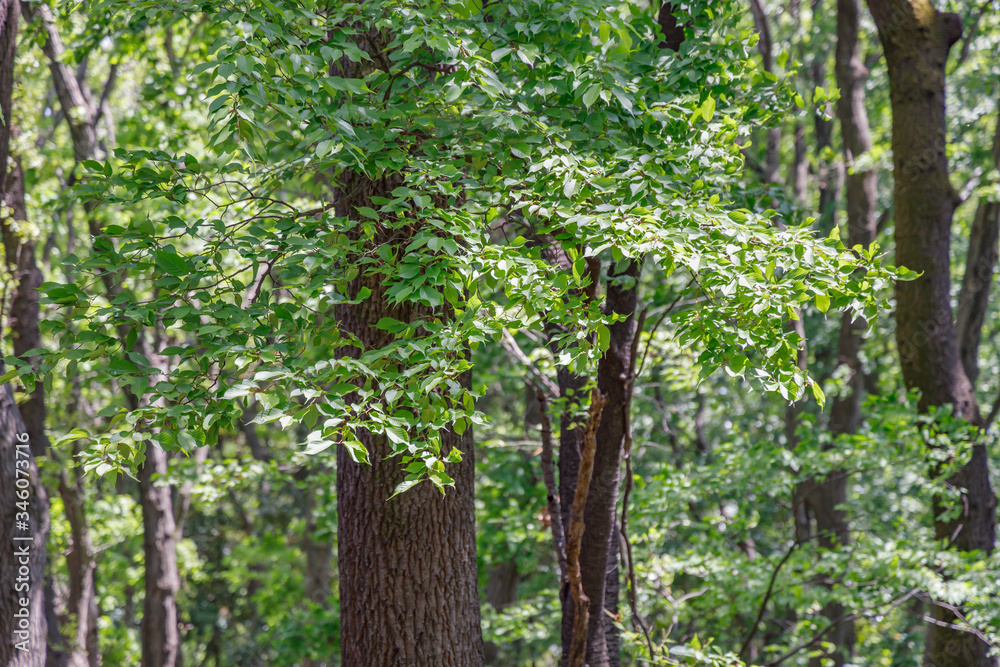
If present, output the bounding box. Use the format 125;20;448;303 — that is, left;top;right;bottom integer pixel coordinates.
1;0;999;665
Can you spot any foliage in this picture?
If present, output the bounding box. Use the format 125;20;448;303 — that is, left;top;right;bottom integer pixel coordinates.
5;0;1000;664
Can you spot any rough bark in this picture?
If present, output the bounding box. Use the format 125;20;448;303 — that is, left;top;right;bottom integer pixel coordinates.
863;2;998;666
139;444;182;667
955;111;1000;385
0;378;49;666
334;175;483;666
1;3;50;661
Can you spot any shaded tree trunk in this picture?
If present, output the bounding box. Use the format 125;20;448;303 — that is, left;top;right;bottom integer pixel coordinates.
810;0;840;232
1;3;50;661
955;110;1000;385
574;260;641;667
139;445;182;667
863;2;998;666
536;245;629;667
303;476;333;604
749;0;781;185
334;175;483;666
483;558;520;665
0;378;49;666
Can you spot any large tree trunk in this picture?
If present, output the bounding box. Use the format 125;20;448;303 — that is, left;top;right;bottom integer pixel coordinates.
863;2;998;666
334;176;483;666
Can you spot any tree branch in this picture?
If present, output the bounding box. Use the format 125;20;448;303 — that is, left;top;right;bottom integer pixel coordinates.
501;328;560;397
565;389;606;667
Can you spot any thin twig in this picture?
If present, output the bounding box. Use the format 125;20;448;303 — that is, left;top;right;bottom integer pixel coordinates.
502;328;560;397
537;388;567;584
738;539;799;659
765;587;921;666
985;385;1000;431
619;307;656;658
635;274;697;379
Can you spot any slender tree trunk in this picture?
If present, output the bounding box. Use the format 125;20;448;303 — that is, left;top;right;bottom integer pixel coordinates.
334;174;483;666
540;248;631;667
802;1;878;664
483;558;520;665
28;4;182;660
15;6;116;665
301;473;333;667
1;3;50;661
864;3;998;666
573;260;641;667
810;0;840;233
0;378;49;666
303;478;333;609
955;110;1000;385
557;11;685;662
139;445;182;667
749;0;781;185
57;457;98;667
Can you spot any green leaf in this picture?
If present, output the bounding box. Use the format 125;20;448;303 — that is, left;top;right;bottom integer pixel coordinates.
598;22;611;43
596;323;611;351
811;382;826;407
815;294;831;313
154;250;188;276
385;426;408;445
700;95;716;123
390;478;423;498
582;83;601;109
343;439;369;464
